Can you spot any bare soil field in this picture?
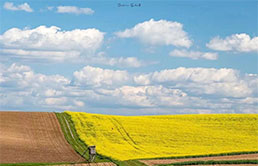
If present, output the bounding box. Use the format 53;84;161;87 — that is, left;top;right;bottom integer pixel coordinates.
0;112;84;164
140;153;258;166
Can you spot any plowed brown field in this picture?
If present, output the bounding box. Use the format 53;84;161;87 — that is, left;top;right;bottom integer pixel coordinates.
140;153;258;166
0;112;84;164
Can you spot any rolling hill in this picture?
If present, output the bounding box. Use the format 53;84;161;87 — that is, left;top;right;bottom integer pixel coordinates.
66;112;258;161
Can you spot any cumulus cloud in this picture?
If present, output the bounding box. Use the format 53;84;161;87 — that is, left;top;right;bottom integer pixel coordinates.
98;85;192;107
0;26;104;51
57;6;94;15
206;33;258;52
0;63;72;110
0;26;103;61
133;74;151;85
134;67;253;98
3;2;33;12
0;26;144;67
1;63;70;89
116;19;192;48
169;49;218;60
1;63;257;114
73;66;129;87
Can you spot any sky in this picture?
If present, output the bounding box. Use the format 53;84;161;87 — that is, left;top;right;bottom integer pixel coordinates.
0;0;257;115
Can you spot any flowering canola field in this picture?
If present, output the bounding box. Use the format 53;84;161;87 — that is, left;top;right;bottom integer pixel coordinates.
66;112;258;161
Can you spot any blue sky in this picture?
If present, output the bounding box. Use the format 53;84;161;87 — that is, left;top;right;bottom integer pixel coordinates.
0;0;257;115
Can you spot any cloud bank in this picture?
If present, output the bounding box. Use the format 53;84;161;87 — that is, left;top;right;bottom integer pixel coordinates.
133;67;255;98
1;63;257;114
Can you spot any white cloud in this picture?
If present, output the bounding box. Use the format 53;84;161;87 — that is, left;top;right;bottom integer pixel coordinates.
134;67;253;97
245;74;258;95
98;85;210;108
151;67;239;83
57;6;94;15
107;57;143;68
73;66;129;87
117;85;189;107
169;49;218;60
116;19;192;48
206;33;258;52
239;97;258;104
1;49;81;62
133;74;151;85
90;53;143;68
191;81;251;98
0;26;104;62
74;100;85;107
45;97;67;105
1;63;70;89
47;6;54;11
0;26;143;67
45;89;63;97
4;2;33;12
0;26;104;51
7;63;31;73
0;63;73;110
1;63;257;114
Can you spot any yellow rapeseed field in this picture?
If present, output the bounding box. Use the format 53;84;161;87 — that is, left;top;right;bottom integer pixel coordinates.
66;112;258;160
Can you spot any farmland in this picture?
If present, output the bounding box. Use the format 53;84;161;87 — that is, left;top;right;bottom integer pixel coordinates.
55;113;112;163
140;153;258;165
0;111;258;166
67;112;258;161
0;112;84;164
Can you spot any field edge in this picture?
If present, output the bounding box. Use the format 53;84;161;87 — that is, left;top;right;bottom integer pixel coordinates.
55;112;113;163
157;159;258;166
138;151;258;161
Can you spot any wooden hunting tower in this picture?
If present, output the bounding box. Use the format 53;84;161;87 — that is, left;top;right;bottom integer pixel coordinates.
88;145;96;162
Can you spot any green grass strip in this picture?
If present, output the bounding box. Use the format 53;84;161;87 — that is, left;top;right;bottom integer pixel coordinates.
55;112;111;162
158;160;258;166
114;160;148;166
